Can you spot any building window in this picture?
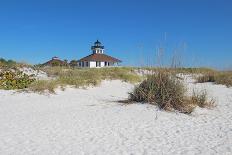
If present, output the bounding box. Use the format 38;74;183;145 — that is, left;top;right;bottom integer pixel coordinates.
96;61;101;67
109;62;113;66
86;61;89;67
105;62;107;66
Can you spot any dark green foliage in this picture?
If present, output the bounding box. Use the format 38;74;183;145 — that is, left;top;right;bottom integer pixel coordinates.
69;60;78;67
51;60;62;66
0;70;35;90
0;58;17;67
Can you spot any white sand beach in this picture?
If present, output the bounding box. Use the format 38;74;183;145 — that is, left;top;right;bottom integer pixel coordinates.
0;79;232;155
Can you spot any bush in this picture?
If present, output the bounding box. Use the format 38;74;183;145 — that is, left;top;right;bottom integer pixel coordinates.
0;58;17;68
0;70;35;89
129;71;214;114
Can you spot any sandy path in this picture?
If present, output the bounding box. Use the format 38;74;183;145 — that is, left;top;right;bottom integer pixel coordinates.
0;80;232;155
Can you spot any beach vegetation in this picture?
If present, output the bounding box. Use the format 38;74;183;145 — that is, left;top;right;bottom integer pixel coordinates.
128;70;214;114
28;67;141;93
196;71;232;87
0;70;35;90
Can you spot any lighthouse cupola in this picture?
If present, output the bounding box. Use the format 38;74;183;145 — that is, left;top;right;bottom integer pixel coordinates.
91;40;104;54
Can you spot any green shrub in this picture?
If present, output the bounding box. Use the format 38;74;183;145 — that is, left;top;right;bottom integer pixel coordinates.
0;70;35;90
0;58;17;68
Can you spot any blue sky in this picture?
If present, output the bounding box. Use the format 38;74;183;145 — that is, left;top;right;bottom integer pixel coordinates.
0;0;231;69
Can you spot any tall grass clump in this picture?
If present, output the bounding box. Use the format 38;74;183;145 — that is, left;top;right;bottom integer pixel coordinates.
29;80;58;93
214;71;232;87
129;71;214;114
197;72;216;83
196;71;232;87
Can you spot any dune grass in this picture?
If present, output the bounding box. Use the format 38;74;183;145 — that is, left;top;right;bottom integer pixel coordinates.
127;71;215;114
139;67;215;74
29;80;58;93
143;67;232;88
215;71;232;87
28;66;232;94
29;67;141;93
196;71;232;87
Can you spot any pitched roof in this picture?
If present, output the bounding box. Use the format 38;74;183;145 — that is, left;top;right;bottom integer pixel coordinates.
78;53;122;62
42;57;68;66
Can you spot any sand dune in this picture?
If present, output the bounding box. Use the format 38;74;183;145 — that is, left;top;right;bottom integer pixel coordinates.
0;79;232;155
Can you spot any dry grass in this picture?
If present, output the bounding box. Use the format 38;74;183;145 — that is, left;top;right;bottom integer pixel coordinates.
140;67;215;74
128;71;214;114
143;66;231;87
29;67;141;93
197;72;216;83
190;90;215;108
29;80;58;93
214;71;232;87
196;71;232;87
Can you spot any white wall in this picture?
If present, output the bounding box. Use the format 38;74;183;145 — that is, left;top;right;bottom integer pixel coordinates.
89;61;96;68
86;61;115;68
101;62;105;67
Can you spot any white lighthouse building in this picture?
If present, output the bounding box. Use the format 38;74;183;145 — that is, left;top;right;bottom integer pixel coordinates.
78;40;122;68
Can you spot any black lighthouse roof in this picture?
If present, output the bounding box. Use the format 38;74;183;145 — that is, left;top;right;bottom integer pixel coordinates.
95;40;101;45
91;40;104;50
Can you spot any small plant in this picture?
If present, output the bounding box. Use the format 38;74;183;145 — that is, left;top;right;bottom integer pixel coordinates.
190;90;215;108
